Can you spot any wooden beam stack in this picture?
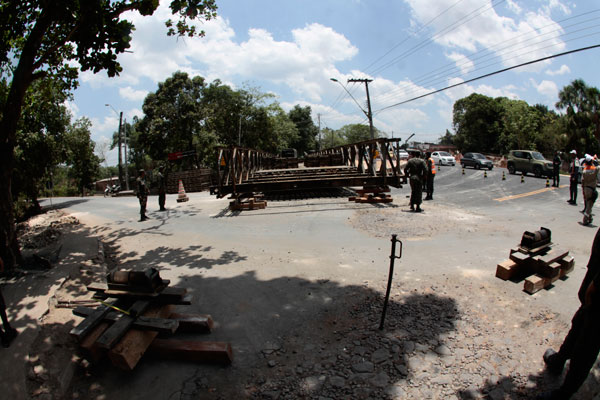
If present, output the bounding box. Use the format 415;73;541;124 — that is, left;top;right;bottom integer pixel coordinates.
348;185;393;204
495;244;575;294
69;270;232;370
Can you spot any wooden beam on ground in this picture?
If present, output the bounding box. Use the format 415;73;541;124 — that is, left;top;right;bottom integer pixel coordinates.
169;313;213;333
70;304;112;341
148;339;233;365
495;259;518;280
95;300;150;349
73;307;179;335
108;304;174;371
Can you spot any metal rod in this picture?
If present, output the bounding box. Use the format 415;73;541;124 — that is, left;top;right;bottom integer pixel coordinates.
379;234;402;330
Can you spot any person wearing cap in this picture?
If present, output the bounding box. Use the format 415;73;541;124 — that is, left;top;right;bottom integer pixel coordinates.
157;166;167;211
136;169;150;221
581;155;598;225
568;150;580;205
552;151;562;187
404;150;427;212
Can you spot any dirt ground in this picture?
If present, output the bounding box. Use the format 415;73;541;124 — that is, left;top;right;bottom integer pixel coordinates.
5;201;600;399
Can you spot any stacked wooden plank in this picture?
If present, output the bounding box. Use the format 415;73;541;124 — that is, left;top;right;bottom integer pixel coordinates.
264;158;299;169
229;193;267;211
495;244;575;294
348;186;393;204
304;153;344;167
69;269;232;370
166;169;212;194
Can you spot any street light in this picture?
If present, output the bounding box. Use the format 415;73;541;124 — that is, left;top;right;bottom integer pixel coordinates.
105;104;126;189
330;77;374;140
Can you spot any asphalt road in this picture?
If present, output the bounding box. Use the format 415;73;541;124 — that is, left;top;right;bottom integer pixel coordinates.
43;165;597;399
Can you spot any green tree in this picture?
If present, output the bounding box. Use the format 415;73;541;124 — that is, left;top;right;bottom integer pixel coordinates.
452;93;502;153
556;79;600;156
438;129;454;146
13;78;71;211
0;1;218;269
64;118;100;196
288;105;318;155
265;103;299;152
337;123;378;144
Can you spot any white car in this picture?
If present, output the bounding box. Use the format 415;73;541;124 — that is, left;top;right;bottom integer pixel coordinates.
398;149;409;160
431;151;456;166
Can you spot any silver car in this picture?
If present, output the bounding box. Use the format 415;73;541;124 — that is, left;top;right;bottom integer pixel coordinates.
431;151;456;166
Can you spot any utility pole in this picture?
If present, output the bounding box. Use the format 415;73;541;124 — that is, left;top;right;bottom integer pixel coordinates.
348;78;374;140
317;113;321;150
123;118;129;190
117;111;123;188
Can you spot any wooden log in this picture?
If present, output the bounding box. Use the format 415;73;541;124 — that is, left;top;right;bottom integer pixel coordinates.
168;313;213;333
558;255;575;275
147;339;233;365
80;322;110;361
70;304;112;341
524;274;546;294
73;307;179;335
95;300;151;349
509;250;531;265
108;304;174;371
495;259;518;280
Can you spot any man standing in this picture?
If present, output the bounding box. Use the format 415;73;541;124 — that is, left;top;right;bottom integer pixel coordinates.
539;227;600;399
157;166;167;211
581;155;598;225
425;152;436;200
137;169;149;221
552;151;562;187
568;150;580;205
404;150;427;212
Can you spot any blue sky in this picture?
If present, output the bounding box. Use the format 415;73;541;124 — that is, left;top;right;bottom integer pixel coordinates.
69;0;600;166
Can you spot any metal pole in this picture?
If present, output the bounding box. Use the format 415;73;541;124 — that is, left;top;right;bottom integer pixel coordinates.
123;118;129;190
379;234;402;330
117;111;123;188
365;81;374;140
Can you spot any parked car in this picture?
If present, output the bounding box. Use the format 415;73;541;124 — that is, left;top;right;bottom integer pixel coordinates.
461;152;493;170
398;149;409;160
431;151;456;166
506;150;553;178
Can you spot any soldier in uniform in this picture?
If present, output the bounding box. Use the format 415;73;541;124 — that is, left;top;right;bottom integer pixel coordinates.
552;151;562;187
539;227;600;399
157;166;167;211
137;169;149;221
404;150;427;212
581;155;598;225
568;150;580;205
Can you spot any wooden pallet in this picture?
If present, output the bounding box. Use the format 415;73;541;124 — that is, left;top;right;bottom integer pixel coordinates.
229;195;267;211
70;270;232;370
496;245;574;294
349;186;393;204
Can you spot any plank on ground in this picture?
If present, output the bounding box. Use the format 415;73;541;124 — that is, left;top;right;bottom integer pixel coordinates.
495;259;518;280
168;312;213;333
73;307;179;334
148;339;233;365
108;304;174;371
95;300;151;350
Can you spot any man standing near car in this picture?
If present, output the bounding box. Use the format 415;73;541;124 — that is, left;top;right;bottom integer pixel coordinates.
568;150;580;205
553;151;562;187
404;150;427;212
425;152;436;200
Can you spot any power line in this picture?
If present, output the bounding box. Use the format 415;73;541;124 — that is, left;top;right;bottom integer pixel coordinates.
374;44;600;114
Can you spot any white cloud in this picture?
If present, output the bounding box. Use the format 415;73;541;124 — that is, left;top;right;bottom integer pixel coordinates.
64;101;79;119
119;87;149;102
445;52;475;75
444;77;519;102
546;64;570;76
403;0;569;69
530;79;558;98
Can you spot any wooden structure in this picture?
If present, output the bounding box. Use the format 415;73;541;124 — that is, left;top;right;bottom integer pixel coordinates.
495;228;574;294
69;269;232;370
166;169;212;194
210;139;407;209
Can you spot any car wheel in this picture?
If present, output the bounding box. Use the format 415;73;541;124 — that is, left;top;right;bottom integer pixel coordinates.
534;166;542;178
475;163;480;170
488;166;493;170
507;164;515;174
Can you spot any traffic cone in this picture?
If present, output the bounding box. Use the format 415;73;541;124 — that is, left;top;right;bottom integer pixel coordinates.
502;171;506;181
462;168;465;175
176;179;189;203
546;178;550;187
484;171;487;178
521;173;524;183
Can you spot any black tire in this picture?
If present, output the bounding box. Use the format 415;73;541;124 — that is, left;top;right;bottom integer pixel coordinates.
489;166;493;170
475;163;480;170
507;164;515;174
534;166;542;178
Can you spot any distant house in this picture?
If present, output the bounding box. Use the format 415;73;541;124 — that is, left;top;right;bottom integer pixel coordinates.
94;177;119;192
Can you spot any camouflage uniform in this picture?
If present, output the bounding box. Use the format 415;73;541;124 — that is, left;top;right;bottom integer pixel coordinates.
404;156;427;211
137;171;149;221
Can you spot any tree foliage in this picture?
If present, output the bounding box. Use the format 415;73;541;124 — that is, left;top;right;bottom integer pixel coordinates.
288;105;318;155
64;118;100;196
0;1;218;269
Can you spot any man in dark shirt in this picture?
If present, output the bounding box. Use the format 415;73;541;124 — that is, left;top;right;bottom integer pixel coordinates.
552;151;562;187
538;228;600;399
137;169;149;221
404;150;427;212
157;166;167;211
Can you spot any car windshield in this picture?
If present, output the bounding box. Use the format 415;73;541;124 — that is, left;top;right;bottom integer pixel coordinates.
531;152;545;160
473;153;486;159
439;152;451;156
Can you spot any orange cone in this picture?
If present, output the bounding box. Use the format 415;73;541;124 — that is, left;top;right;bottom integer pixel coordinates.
176;180;189;203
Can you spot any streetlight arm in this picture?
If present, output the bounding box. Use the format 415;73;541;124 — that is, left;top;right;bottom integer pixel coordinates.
330;78;369;119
